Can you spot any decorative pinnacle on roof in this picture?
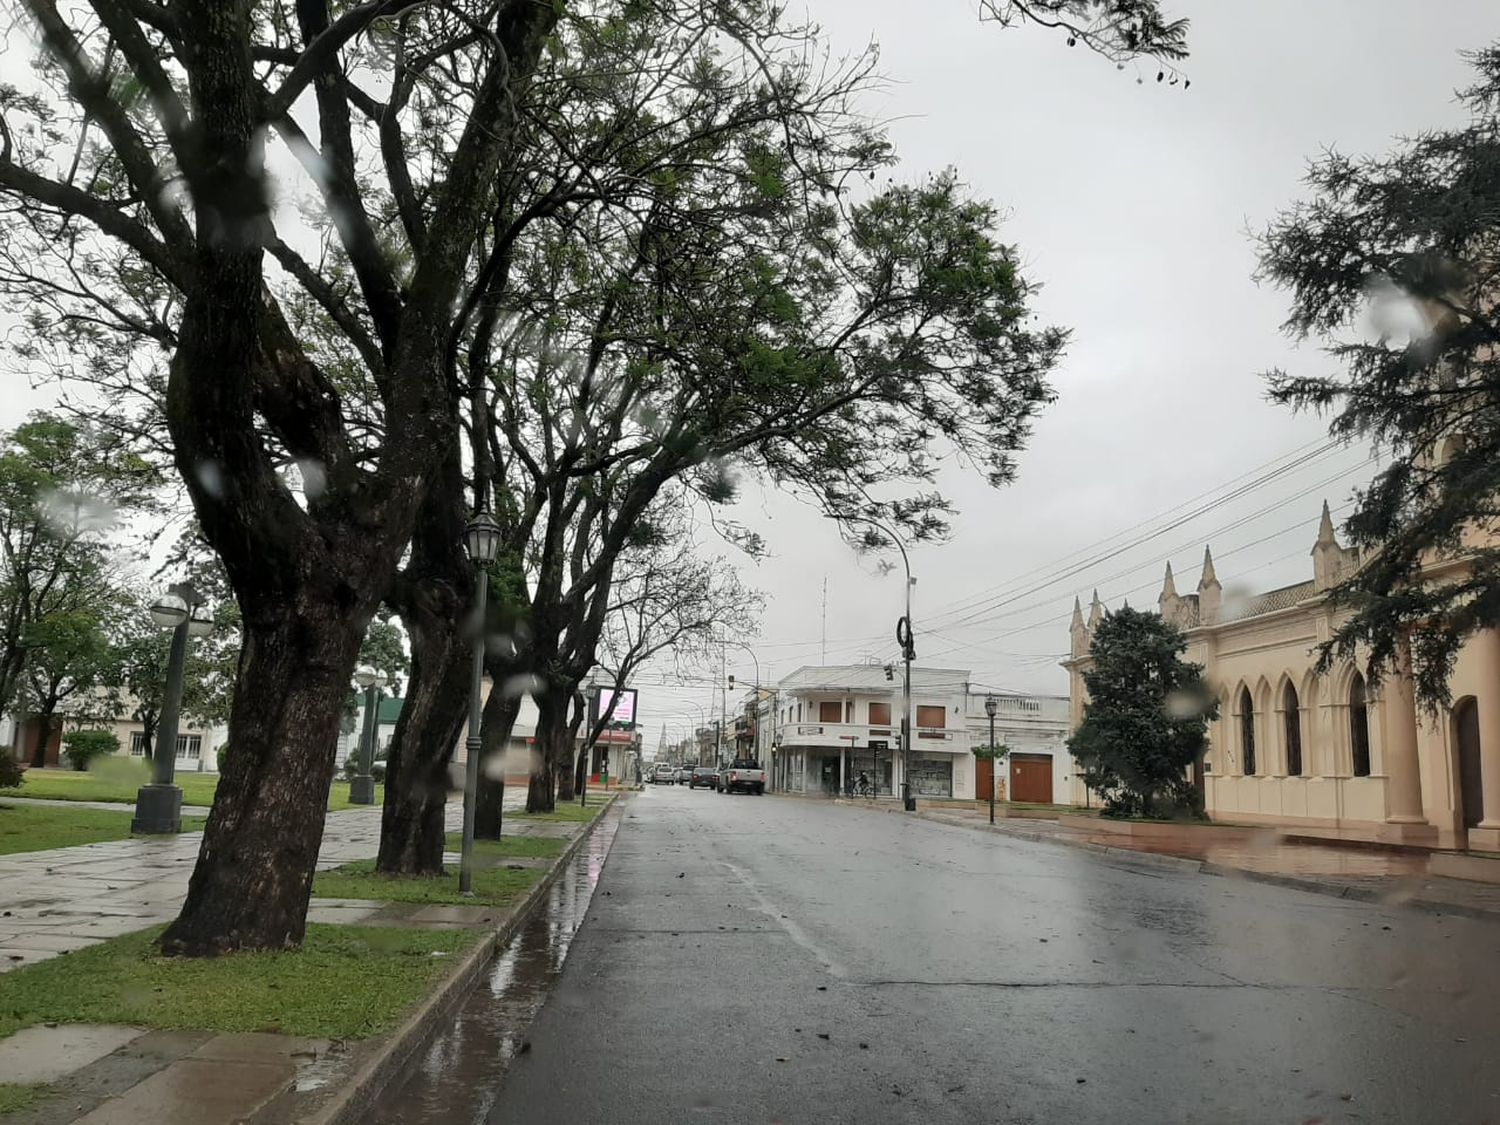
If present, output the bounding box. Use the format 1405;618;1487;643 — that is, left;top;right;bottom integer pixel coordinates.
1198;545;1220;589
1315;499;1338;547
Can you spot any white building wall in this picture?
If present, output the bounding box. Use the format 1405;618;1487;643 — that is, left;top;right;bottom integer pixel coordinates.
965;690;1075;805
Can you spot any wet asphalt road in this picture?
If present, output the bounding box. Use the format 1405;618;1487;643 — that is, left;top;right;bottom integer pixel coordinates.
390;787;1500;1125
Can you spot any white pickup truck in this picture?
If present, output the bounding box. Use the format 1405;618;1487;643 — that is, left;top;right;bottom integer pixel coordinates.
718;757;766;795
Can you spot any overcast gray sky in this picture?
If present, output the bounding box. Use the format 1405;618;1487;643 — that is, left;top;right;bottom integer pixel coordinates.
4;2;1498;747
639;0;1500;744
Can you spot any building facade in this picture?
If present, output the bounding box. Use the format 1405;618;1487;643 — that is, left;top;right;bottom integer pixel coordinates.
1064;502;1500;851
769;664;973;798
965;690;1073;805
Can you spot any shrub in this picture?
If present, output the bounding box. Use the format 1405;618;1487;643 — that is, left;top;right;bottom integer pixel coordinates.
0;752;22;789
62;729;121;772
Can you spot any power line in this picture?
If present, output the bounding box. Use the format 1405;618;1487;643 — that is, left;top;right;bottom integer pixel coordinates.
922;441;1354;632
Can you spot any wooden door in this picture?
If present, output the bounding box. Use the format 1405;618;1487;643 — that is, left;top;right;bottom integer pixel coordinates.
1009;754;1053;804
975;756;994;802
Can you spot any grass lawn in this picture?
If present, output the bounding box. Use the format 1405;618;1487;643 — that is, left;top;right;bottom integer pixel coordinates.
326;783;386;812
0;1083;50;1114
2;766;382;813
510;799;607;824
0;803;206;856
0;924;476;1043
2;765;220;807
313;858;544;907
442;832;567;858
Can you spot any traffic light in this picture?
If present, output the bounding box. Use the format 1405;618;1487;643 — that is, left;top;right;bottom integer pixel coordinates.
884;663;894;681
728;674;735;690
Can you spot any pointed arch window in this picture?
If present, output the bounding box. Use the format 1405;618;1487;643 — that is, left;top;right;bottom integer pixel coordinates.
1283;683;1302;776
1350;674;1371;777
1239;687;1256;776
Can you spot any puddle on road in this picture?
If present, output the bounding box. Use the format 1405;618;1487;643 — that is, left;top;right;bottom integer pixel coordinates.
371;810;621;1125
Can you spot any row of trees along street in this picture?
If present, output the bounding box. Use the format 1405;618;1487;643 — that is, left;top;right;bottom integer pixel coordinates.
0;0;1191;956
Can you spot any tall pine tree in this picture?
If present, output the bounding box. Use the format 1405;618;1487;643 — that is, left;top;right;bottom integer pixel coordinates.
1258;44;1500;705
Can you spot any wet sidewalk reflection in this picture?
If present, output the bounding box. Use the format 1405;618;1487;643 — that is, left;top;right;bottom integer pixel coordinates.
371;807;622;1125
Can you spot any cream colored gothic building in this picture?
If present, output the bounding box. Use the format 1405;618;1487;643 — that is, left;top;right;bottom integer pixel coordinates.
1063;502;1500;852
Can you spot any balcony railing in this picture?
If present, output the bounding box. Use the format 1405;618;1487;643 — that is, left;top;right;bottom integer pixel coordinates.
776;722;966;749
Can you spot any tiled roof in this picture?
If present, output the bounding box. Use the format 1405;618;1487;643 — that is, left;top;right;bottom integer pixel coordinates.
1218;580;1317;623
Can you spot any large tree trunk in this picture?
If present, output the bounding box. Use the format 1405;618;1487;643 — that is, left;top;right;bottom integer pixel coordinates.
573;740;588;798
526;688;571;813
159;608;363;956
375;619;468;874
475;675;522;839
554;686;584;802
29;711;53;768
378;422;472;874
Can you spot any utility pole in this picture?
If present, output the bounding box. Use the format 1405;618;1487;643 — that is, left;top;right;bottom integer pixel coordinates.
985;693;999;825
899;576;915;812
833;512;916;812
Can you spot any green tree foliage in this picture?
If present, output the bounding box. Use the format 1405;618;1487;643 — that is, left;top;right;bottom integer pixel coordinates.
61;729;119;771
358;614;409;697
1069;607;1217;819
21;604;116;766
1257;45;1500;706
0;414;158;731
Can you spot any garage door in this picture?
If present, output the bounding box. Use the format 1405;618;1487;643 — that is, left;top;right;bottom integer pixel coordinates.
1009;753;1053;804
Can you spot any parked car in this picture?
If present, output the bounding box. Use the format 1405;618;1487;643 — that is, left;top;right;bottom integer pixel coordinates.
719;757;766;795
690;765;719;790
676;765;695;785
650;763;677;785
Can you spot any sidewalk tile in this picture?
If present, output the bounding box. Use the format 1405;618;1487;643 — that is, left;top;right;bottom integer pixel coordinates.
72;1057;292;1125
0;1024;146;1083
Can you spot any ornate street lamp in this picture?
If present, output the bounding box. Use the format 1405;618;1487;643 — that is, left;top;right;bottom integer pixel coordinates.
350;666;389;805
984;693;999;825
459;511;501;895
133;582;206;834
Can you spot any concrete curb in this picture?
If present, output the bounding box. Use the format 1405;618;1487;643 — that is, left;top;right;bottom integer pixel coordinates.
1195;862;1500;924
837;798;1500;924
296;795;622;1125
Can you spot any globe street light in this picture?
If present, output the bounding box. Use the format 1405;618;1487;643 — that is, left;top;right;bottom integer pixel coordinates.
459;510;502;896
984;693;999;826
350;666;389;805
133;582;205;835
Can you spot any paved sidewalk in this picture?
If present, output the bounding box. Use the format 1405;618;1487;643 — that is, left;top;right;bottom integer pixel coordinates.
0;790;536;972
843;800;1500;922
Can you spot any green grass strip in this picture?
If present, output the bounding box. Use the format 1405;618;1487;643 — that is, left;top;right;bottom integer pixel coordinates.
0;804;206;856
0;924;476;1042
313;859;544;907
0;1083;51;1114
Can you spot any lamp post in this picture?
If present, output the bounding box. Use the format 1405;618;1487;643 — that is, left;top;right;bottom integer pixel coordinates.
459;510;502;896
831;513;915;811
132;582;209;834
984;693;999;825
350;667;388;805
